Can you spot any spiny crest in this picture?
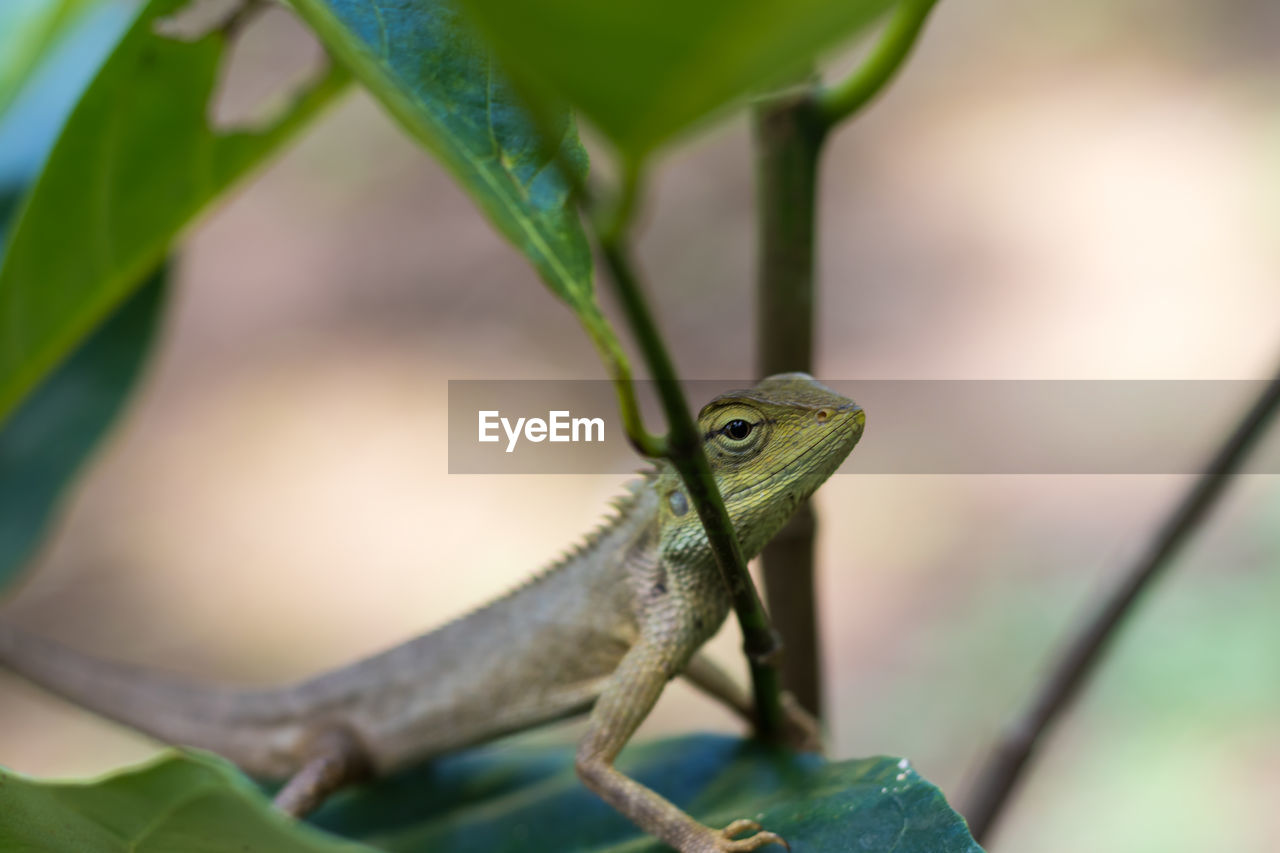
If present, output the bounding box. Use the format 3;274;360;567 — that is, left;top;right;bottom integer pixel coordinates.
540;471;652;575
436;469;658;624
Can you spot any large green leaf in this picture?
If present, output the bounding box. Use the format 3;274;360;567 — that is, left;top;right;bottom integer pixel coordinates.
0;3;168;596
0;0;348;422
455;0;896;158
0;750;374;853
309;734;981;852
285;0;595;313
0;270;165;593
0;735;980;852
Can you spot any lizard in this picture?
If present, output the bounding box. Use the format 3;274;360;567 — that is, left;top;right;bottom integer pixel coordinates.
0;372;864;853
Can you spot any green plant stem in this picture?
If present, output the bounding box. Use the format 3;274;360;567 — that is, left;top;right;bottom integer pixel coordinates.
596;237;786;738
579;311;667;458
584;160;785;736
755;97;824;377
753;93;826;716
815;0;939;128
963;364;1280;844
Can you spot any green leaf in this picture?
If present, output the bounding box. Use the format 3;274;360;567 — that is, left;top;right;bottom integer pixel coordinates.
0;269;165;593
0;750;375;852
0;0;348;423
0;4;169;596
285;0;595;313
454;0;896;158
0;735;981;852
309;734;983;852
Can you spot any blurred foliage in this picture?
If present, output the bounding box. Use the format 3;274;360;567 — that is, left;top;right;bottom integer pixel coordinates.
0;271;165;593
455;0;895;157
0;0;346;423
0;749;372;852
0;0;164;596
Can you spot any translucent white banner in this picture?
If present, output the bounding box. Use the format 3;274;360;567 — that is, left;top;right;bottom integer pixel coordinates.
447;380;1280;474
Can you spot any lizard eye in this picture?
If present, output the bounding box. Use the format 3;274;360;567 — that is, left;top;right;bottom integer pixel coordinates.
701;403;768;460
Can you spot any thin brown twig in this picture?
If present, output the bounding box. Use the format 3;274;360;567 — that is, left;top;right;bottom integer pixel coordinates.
964;364;1280;844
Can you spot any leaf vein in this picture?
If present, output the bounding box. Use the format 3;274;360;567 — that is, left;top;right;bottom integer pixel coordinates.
371;54;585;302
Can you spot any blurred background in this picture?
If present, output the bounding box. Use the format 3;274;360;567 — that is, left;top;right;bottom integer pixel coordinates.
2;1;1280;851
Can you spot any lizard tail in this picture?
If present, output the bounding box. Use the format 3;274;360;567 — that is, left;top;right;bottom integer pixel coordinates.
0;620;311;778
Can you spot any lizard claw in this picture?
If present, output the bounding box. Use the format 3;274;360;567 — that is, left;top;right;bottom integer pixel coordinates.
714;818;789;851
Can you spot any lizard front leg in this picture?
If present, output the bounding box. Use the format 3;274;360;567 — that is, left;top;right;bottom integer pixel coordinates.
575;628;788;852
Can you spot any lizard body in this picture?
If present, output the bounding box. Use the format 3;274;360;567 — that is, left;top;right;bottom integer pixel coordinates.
0;373;863;852
0;486;651;777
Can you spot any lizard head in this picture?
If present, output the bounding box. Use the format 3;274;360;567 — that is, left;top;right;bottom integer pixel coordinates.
659;373;863;560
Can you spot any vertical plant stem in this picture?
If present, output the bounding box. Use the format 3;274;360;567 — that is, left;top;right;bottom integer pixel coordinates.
750;0;940;718
755;97;824;377
964;366;1280;844
753;94;827;716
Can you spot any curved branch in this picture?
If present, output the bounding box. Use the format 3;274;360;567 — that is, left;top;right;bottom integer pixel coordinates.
578;309;668;458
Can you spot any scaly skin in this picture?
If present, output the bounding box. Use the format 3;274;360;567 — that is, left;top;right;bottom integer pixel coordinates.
0;373;863;852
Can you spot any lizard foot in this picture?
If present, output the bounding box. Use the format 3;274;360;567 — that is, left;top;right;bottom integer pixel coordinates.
706;818;789;852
